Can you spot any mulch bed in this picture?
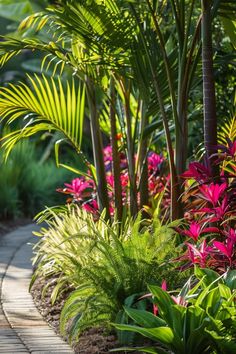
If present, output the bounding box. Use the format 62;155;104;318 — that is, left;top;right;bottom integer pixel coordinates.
30;276;121;354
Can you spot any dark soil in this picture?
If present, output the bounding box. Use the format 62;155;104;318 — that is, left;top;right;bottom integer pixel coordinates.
30;276;121;354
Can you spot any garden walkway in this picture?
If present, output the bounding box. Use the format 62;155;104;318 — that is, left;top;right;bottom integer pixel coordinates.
0;224;73;353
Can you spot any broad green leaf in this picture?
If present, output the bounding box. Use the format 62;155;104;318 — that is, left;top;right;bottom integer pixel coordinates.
171;305;185;339
194;267;220;287
113;323;174;345
110;346;168;353
225;270;236;290
186;316;211;354
218;284;232;300
124;307;167;328
148;285;174;327
205;328;236;354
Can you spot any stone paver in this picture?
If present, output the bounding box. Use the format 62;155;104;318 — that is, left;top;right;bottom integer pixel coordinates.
0;224;74;353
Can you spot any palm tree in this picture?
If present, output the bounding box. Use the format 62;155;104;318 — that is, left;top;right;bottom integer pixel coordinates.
0;0;235;220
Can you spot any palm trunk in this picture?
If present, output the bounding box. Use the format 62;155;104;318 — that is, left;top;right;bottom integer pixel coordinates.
109;77;123;222
86;77;110;219
201;0;218;172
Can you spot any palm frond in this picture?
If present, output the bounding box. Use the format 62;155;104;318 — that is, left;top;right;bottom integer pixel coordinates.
218;115;236;144
0;75;86;159
0;36;68;67
19;12;52;32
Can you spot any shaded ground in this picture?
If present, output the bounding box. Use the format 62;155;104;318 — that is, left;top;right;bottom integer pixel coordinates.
0;218;31;237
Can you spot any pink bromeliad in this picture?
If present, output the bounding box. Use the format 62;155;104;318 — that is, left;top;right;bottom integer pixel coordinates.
64;178;94;200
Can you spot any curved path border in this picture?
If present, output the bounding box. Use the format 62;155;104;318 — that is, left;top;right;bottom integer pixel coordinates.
0;224;73;354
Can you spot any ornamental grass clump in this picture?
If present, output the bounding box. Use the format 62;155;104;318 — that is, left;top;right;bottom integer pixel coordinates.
31;205;180;341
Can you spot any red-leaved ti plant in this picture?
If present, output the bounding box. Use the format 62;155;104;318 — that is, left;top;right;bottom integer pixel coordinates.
176;140;236;273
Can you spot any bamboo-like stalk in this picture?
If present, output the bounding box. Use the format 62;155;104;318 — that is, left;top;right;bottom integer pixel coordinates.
86;77;110;219
175;0;196;178
201;0;218;173
138;101;149;211
145;0;184;218
130;6;178;220
120;78;138;217
109;76;123;222
146;0;179;137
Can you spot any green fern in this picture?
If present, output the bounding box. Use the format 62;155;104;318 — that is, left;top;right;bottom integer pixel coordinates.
32;206;181;342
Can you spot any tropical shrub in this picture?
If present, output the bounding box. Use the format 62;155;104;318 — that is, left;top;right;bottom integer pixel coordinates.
0;0;235;220
31;205;181;341
113;267;236;354
175;136;236;272
0;140;73;219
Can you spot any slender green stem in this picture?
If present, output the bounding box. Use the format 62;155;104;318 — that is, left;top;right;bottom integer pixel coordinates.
138;101;149;211
109;76;123;222
145;0;179;133
130;5;179;220
120;78;138;217
86;76;110;219
169;0;182;43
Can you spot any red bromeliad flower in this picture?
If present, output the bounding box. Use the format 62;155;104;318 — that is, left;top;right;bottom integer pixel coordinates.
178;141;236;272
82;199;99;214
213;240;234;264
148;152;164;173
198;182;227;206
57;145;169;218
103;145;113;162
152;279;187;316
62;178;94;200
106;174;114;188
